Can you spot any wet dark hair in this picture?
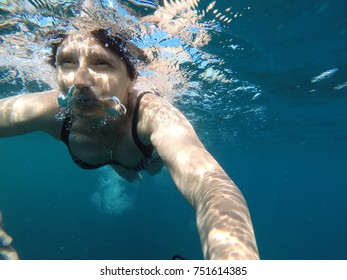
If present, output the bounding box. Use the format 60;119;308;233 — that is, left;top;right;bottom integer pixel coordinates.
47;28;137;80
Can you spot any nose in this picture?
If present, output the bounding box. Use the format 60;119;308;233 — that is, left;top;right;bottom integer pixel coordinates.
73;65;93;89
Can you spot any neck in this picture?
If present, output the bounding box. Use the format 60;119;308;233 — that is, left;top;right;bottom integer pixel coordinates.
75;112;131;160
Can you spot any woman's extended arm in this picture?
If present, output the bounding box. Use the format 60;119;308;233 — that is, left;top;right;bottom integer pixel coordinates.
138;94;259;260
0;90;61;138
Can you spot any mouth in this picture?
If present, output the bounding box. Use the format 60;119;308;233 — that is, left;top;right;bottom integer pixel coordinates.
74;87;99;105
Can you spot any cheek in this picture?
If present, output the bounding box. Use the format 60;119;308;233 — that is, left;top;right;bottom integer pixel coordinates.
99;74;129;93
57;71;75;91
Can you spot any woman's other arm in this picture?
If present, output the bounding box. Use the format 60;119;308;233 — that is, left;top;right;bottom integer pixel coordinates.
0;90;61;138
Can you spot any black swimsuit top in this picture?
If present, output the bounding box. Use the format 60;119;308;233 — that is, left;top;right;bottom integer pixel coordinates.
61;91;154;171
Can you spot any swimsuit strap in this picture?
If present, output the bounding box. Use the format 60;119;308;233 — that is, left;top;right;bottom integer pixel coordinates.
61;111;93;167
61;111;73;146
132;92;154;158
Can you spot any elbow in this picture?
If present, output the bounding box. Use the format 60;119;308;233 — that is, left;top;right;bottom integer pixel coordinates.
192;167;231;208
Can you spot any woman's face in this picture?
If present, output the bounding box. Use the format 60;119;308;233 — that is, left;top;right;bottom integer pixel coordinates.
56;34;133;117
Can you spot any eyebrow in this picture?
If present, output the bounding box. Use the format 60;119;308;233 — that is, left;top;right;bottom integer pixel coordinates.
56;45;123;67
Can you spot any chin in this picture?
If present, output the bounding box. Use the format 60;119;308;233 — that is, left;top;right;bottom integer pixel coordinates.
72;105;104;119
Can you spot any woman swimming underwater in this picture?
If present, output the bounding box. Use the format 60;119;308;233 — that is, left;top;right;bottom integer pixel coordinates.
0;28;259;260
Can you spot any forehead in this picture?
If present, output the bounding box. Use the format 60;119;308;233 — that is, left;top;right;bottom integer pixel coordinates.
57;34;117;58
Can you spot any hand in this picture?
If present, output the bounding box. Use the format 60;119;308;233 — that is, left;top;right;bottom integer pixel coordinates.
0;211;19;260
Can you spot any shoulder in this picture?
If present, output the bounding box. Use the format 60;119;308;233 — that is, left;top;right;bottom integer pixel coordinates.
16;89;60;119
4;89;60;107
36;90;63;137
16;90;62;134
0;89;62;138
137;91;187;126
0;89;60;117
135;91;201;154
134;92;190;143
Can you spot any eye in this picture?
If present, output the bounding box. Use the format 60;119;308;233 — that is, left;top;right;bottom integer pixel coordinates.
95;60;108;66
93;60;111;69
58;58;77;69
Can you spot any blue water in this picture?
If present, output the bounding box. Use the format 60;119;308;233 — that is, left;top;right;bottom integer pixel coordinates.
1;0;347;260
